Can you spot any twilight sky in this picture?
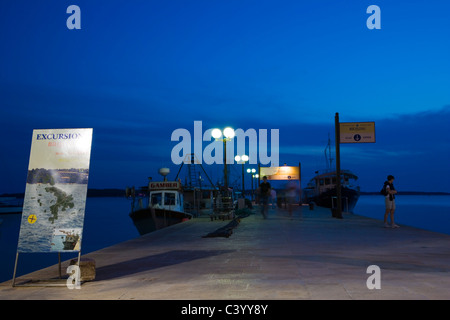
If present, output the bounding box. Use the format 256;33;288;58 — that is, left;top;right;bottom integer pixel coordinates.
1;0;449;194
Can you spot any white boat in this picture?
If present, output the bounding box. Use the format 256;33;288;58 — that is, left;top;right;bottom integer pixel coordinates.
127;168;193;236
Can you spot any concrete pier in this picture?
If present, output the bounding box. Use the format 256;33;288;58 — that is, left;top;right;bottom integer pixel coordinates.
1;206;449;300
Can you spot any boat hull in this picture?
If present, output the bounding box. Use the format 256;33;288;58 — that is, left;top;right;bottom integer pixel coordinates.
0;198;23;214
304;187;360;212
129;208;192;236
0;206;22;214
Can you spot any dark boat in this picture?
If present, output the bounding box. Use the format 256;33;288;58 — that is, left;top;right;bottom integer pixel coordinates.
127;168;193;236
0;197;23;214
303;170;360;212
302;137;360;212
129;207;192;236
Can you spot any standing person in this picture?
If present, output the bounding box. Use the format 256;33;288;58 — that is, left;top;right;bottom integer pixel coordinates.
259;176;271;219
285;181;298;219
270;188;277;208
383;175;399;228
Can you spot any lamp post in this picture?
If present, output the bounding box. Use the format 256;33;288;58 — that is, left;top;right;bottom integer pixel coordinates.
247;168;256;201
235;155;248;198
253;174;259;203
212;127;235;190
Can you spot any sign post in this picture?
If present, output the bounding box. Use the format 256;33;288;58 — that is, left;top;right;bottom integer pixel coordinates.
12;128;93;287
335;113;343;219
335;116;376;218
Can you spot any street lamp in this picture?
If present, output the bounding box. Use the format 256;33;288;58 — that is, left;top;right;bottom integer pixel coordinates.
247;168;256;201
212;127;235;140
211;128;222;139
212;127;235;190
235;155;248;198
253;174;259;203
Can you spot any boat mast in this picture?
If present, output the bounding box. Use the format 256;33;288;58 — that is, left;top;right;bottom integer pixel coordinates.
325;133;334;171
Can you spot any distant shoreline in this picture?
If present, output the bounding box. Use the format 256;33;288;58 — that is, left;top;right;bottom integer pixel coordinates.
1;189;450;199
360;191;450;196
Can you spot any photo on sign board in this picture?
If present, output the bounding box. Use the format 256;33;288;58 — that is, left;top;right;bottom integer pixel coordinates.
50;228;82;251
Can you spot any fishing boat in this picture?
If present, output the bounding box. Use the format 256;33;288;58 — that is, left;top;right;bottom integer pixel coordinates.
303;170;360;212
303;137;360;212
0;197;23;214
174;154;234;219
127;168;193;236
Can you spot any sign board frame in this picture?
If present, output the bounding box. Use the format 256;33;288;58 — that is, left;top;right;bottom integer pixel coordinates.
12;128;93;287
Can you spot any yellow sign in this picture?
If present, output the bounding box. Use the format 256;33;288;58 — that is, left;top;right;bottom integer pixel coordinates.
260;166;299;180
149;181;181;190
340;122;375;143
27;214;37;224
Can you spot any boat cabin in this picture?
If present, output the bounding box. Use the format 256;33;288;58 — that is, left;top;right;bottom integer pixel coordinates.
148;181;184;213
308;170;359;194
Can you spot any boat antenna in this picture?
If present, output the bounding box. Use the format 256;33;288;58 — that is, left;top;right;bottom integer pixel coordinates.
174;153;217;190
325;133;334;170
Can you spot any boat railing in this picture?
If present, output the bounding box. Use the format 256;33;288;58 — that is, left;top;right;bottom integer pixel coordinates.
331;196;349;212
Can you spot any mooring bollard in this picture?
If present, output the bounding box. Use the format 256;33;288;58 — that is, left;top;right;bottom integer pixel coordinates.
69;257;96;281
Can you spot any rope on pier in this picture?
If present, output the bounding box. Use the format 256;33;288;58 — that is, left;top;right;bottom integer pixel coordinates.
202;211;251;238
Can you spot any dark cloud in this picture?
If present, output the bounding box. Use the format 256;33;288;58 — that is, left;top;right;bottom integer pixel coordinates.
1;74;449;194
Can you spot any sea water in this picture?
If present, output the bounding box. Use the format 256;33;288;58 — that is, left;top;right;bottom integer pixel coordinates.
0;197;139;283
354;195;450;235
